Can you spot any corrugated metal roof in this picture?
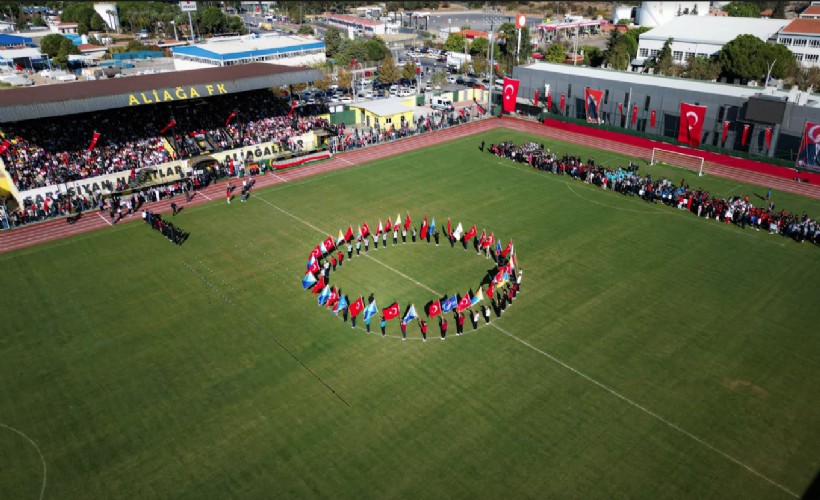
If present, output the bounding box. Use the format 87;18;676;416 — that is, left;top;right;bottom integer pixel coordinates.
639;15;789;45
349;97;415;116
172;39;324;61
0;63;323;123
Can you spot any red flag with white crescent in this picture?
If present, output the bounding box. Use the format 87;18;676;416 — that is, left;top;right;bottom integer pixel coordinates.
286;100;298;118
457;295;471;312
677;102;707;146
382;301;400;321
428;300;441;318
87;131;100;152
349;297;365;317
502;77;520;113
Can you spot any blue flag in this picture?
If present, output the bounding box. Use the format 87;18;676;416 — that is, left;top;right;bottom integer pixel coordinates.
403;304;418;324
429;217;436;234
333;295;348;315
302;272;317;289
307;255;316;270
441;294;458;313
363;300;378;322
317;285;331;306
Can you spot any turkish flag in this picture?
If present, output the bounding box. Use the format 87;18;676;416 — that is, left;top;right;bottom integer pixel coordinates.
0;140;10;154
584;87;604;123
765;127;772;149
741;124;750;146
382;301;400;321
650;109;656;128
87;131;100;152
618;102;623;115
481;232;495;249
361;221;371;237
447;218;452;236
326;288;339;308
722;121;730;144
502;77;520;113
677;102;707;147
311;246;322;259
286;100;298;118
559;93;565;110
631;105;638;126
547;92;552;111
457;295;471;312
160;118;176;134
225;111;237;126
385;218;392;232
464;225;477;241
502;76;520;113
349;297;365;317
308;261;319;274
428;300;442;317
420;216;429;239
501;239;513;258
323;236;335;252
534;89;539;106
345;226;354;241
404;213;411;230
312;276;325;294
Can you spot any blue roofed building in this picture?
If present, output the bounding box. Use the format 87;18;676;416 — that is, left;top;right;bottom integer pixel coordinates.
171;34;325;71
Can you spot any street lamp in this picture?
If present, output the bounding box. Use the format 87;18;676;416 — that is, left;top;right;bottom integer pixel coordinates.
486;13;504;116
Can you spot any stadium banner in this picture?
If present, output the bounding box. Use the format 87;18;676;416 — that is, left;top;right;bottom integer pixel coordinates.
583;87;603;124
17;161;187;206
214;132;317;164
796;121;820;172
127;83;230;106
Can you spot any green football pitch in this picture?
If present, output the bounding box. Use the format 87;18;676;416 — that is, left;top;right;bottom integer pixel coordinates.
2;128;819;499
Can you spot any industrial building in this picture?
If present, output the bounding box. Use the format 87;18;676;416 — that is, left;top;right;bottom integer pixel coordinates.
171;34;325;71
633;1;711;28
776;18;820;68
512;62;820;162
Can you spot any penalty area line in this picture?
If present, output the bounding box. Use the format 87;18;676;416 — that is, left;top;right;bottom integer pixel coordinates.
97;212;113;226
488;322;799;499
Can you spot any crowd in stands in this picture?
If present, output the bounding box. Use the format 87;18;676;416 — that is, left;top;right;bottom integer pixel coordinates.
488;141;820;246
0;90;330;191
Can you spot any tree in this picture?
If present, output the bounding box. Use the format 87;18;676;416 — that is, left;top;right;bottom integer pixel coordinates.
444;33;467;53
469;36;488;57
90;12;107;32
77;22;89;35
55;37;80;67
430;70;448;87
472;55;488;75
497;22;532;63
298;24;314;35
771;2;786;19
545;43;566;63
324;27;342;57
337;68;352;90
580;45;604;67
40;34;70;59
459;61;470;74
336;40;369;67
200;6;225;34
795;66;820;91
717;34;797;83
402;61;418;80
365;36;390;61
314;71;332;90
722;1;760;17
287;3;304;24
460;24;471;30
385;2;401;12
378;54;400;83
650;37;676;76
683;56;721;81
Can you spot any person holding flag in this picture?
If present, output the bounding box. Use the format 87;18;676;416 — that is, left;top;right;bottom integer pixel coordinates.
419;319;428;342
471;309;480;330
349;296;364;329
363;299;377;333
393;224;399;245
379;315;386;336
429;217;436;243
420;216;429;241
439;317;448;340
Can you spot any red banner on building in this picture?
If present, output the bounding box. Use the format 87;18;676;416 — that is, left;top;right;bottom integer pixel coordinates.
677;102;707;147
741;124;750;146
559;93;565;110
631;105;638;126
650;109;656;128
765;127;772;150
584;87;604;124
796;121;820;172
533;89;539;106
722;121;730;144
546;92;552;110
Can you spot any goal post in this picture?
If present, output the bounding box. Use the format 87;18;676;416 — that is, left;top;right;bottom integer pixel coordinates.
650;148;706;177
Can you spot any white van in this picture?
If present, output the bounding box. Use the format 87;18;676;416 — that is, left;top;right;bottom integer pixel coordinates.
431;96;454;111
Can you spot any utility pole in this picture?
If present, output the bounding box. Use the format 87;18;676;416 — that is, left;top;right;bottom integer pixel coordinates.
486;13;504;116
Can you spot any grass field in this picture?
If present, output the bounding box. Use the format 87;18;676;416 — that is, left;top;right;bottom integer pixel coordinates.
2;128;819;499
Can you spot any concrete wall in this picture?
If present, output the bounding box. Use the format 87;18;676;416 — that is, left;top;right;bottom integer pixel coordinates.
513;64;820;162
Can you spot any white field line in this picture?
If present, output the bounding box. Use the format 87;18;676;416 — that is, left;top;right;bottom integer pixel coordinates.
254;179;798;498
96;212;112;226
198;190;213;201
488;322;799;499
270;172;289;183
0;422;47;500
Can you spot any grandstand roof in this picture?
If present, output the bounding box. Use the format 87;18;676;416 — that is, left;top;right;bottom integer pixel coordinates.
0;63;323;123
0;34;34;47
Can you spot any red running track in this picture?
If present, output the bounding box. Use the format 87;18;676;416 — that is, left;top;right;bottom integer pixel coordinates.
2;117;818;255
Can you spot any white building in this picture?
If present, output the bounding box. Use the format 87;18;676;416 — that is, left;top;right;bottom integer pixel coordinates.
635;16;790;66
635;1;711;27
325;14;386;36
776;19;820;68
93;3;120;33
171;34;325;71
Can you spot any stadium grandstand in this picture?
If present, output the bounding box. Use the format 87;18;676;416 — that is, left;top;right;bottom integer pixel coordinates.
0;63;330;226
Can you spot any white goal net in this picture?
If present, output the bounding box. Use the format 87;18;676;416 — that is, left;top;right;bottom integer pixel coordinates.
650;148;706;176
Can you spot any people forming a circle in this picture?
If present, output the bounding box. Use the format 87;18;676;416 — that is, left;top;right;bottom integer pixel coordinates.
301;213;522;341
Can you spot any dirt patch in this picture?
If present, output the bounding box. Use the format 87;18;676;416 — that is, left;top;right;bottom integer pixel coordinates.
724;379;769;397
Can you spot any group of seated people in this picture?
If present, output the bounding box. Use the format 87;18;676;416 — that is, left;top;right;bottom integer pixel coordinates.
0;90;331;192
489;141;820;246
